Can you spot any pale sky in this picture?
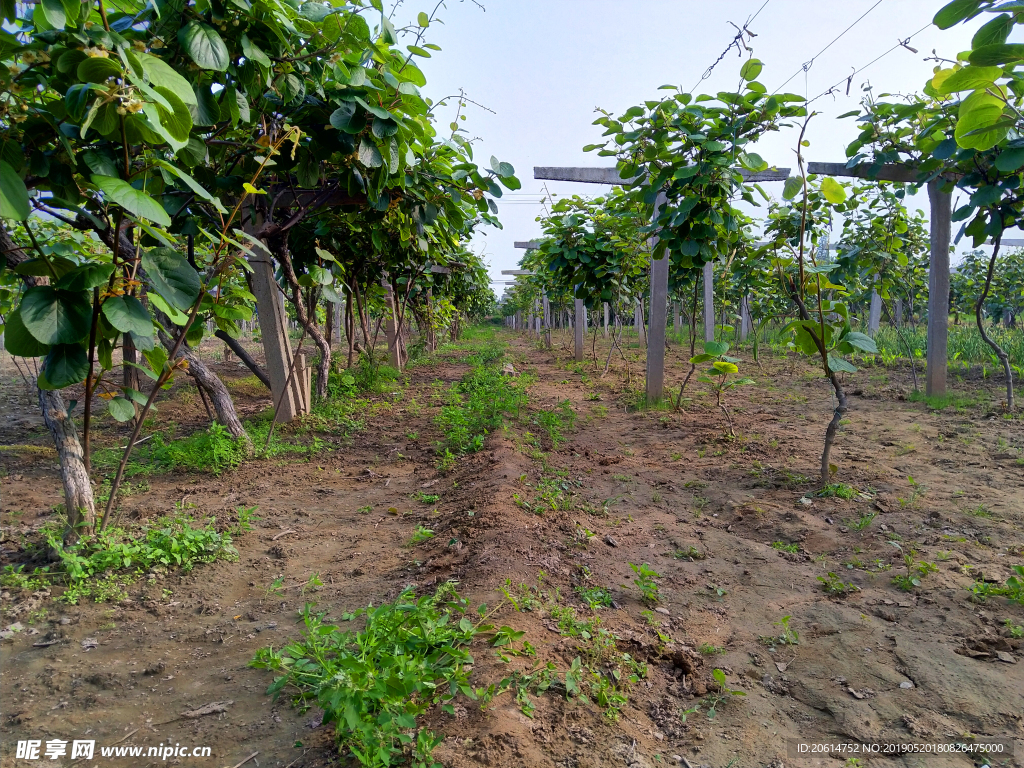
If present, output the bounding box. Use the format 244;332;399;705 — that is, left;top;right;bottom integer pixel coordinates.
416;0;991;295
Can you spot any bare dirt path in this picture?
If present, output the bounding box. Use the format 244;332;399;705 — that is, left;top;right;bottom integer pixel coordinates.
2;330;1022;768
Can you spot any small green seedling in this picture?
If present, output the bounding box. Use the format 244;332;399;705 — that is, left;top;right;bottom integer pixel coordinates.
690;341;754;437
629;562;661;605
705;668;746;718
818;571;859;597
409;526;435;546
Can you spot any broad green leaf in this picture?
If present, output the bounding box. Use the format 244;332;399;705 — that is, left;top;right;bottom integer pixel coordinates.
821;177;847;204
92;175;172;226
154;160;226;212
142;247;201;311
995;147;1024;171
3;307;49;357
154;86;193;143
148;292;189;325
241;34;272;67
933;0;982;29
712;361;739;374
102;295;153;336
0;159;30;220
20;286;91;345
143;345;168;375
782;176;803;200
77;56;122;83
40;344;89;388
178;21;230;71
933;65;1002;94
55;263;114;291
108;396;136;422
689;353;714;364
40;0;66;28
968;43;1024;66
739;58;762;81
955;89;1008;150
358;139;383;168
827;355;858;374
139;53;198;106
841;331;878;353
704;341;729;355
973;13;1013;48
417;11;428;26
330;102;366;134
406;45;430;58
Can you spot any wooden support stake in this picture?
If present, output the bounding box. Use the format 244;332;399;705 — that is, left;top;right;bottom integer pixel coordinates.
703;261;715;344
926;180;951;397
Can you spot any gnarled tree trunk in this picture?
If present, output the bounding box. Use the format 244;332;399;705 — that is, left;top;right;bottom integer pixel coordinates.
2;221;96;543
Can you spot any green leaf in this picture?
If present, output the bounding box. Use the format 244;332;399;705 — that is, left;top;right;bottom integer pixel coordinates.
139;53;198;106
108;396;136;422
20;286;92;345
40;0;66;28
241;34;272;68
954;89;1008;150
821;177;847;204
841;331;878;353
3;307;49;357
55;263;114;291
102;295;153;336
0;159;30;220
371;116;399;138
972;14;1013;48
933;65;1002;94
968;43;1024;66
739;58;762;81
77;56;122;83
933;0;982;29
41;343;89;388
330;102;366;134
712;361;739;374
143;345;168;376
142;247;201;312
92;175;172;226
178;21;230;71
688;353;714;364
358;138;383;168
995;147;1024;171
417;10;429;26
154;86;193;143
406;45;430;58
827;355;857;374
148;292;188;325
782;176;803;201
704;341;729;355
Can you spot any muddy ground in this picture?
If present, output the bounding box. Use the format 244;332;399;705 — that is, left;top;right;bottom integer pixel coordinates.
2;327;1023;768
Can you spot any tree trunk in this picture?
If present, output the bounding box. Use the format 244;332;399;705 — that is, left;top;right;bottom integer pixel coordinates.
214;329;271;389
39;387;96;543
151;311;252;444
975;236;1015;410
1;221;96;543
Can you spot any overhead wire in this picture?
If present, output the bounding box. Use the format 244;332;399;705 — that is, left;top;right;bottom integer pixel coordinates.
805;22;932;106
772;0;887;94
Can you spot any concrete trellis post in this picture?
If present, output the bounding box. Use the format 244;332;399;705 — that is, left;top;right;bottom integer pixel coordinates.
926;179;951;398
645;192;670;400
574;294;585;362
673;301;681;335
868;290;882;335
383;276;401;371
603;302;609;338
703;261;715;344
245;218;308;421
740;295;751;342
543;294;552;348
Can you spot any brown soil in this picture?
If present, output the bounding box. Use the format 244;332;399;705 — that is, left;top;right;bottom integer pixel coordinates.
2;331;1023;768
